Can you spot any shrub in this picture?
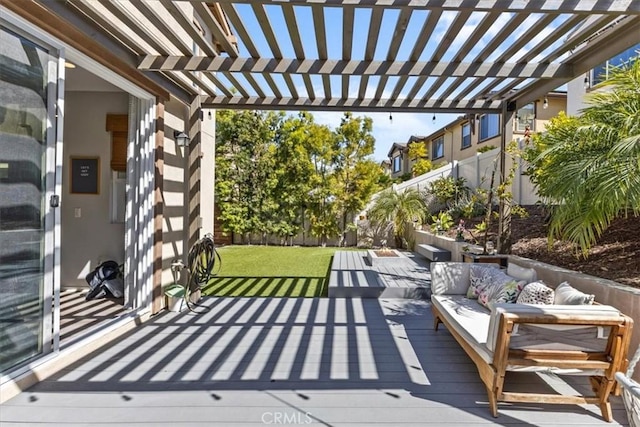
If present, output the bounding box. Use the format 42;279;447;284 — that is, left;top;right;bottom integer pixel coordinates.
477;145;498;153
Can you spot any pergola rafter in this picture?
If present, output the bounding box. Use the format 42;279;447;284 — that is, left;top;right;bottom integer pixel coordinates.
49;0;640;113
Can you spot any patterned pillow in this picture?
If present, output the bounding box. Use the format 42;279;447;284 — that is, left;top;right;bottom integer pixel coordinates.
467;265;502;299
516;281;555;305
477;272;526;309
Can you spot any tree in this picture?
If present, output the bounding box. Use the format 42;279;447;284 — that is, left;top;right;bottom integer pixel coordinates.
215;110;280;243
332;112;378;245
524;58;640;256
303;117;338;246
272;112;316;244
368;188;427;248
408;140;433;176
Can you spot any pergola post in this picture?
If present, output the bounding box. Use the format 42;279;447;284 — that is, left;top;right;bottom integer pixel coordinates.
498;102;515;254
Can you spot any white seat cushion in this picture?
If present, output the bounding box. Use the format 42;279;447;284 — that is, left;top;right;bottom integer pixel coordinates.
431;295;494;364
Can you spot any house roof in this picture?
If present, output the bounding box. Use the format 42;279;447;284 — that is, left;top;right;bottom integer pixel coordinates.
9;1;640;113
387;142;407;158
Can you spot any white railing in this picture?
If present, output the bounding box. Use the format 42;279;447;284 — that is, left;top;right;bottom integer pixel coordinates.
370;141;541;208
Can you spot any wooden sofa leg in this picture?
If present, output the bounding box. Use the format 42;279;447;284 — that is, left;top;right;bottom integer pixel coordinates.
599;401;612;423
486;386;498;418
598;379;615;422
433;316;441;331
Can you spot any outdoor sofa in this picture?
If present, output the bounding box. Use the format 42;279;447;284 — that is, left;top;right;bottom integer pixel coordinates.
430;261;633;421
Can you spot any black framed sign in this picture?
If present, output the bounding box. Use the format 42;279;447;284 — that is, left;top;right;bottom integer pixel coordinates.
70;157;100;194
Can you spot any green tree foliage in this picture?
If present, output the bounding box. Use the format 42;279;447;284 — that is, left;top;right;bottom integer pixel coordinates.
215;110;277;243
302;117;338;246
332;112;378;245
368;188;427;248
216;110;382;246
523;58;640;255
408;140;433;176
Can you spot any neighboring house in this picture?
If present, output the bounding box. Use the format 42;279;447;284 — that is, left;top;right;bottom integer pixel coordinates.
387;135;428;179
379;159;391;176
1;1;233;398
420;93;567;164
567;43;640;115
387;142;408;179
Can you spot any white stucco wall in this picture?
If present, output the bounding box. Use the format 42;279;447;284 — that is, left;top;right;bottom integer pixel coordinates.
200;108;216;237
61;91;128;288
161;99;189;286
567;76;588;116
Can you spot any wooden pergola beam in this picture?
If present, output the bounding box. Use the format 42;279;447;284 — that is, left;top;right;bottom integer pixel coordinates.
200;95;503;112
138;56;572;79
174;0;640;15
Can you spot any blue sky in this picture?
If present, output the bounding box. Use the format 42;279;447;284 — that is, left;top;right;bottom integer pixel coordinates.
312;111;458;161
218;5;570;160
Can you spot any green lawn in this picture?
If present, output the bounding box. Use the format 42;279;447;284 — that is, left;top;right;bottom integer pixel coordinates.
202;246;355;297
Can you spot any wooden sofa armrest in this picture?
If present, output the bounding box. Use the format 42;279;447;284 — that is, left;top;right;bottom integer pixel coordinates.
489;304;633;375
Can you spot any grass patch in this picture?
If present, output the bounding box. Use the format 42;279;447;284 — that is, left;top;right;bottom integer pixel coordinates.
202;246;356;297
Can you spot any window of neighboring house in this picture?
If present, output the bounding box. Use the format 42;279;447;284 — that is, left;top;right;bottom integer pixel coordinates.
432;136;444;159
480;114;500;141
461;123;471;149
515;103;535;132
393;155;402;173
592;44;640;86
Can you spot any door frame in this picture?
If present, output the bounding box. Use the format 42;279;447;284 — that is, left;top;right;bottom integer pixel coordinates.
1;8;156;384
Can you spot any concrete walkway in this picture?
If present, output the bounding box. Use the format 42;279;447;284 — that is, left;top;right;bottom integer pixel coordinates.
0;297;629;426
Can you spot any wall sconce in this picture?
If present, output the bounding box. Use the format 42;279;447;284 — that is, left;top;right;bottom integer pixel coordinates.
174;131;190;147
584;75;590;89
543;96;549;109
389;113;393;124
432;113;436;124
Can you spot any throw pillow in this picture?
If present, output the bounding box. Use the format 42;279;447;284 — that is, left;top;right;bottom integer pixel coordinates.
467;264;502;299
507;263;537;284
554;282;595;305
516;281;555;305
477;271;526;309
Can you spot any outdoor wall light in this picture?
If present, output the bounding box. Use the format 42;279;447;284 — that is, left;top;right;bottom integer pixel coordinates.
543;96;549;109
432;113;436;124
584;75;590;89
174;131;190;147
389;112;393;123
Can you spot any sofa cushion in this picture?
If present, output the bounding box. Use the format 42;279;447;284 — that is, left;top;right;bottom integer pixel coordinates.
486;303;622;354
431;295;494;364
507;263;537;284
516;281;555;305
430;262;500;296
554;281;595;305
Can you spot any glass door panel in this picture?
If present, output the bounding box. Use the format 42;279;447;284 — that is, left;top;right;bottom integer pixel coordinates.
0;27;57;373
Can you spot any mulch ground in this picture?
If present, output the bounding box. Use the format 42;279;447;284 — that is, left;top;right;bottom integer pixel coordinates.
453;206;640;288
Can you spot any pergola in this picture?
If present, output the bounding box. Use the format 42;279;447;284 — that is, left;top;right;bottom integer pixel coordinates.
16;0;640;115
8;0;640;251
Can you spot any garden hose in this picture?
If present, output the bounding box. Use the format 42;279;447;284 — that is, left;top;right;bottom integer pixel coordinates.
184;233;221;313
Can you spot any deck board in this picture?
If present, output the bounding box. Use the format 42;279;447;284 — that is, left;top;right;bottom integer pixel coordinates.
1;297;628;426
328;251;431;298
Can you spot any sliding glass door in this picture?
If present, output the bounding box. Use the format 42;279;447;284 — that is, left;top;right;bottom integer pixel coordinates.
0;26;60;373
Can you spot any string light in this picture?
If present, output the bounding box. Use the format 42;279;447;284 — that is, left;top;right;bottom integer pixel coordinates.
543;96;549;109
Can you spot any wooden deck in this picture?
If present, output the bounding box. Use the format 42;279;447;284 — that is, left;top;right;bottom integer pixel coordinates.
1;297;629;426
60;289;128;345
328;250;431;298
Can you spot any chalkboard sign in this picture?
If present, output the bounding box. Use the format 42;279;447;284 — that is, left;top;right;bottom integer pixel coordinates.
70;157;100;194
